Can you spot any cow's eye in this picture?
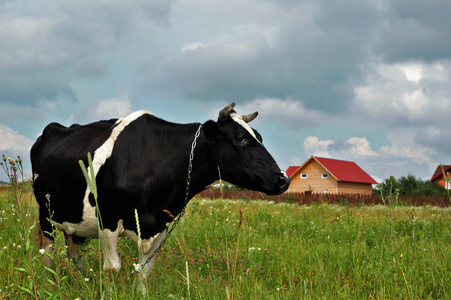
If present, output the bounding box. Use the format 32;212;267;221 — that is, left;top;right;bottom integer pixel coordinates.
237;136;246;143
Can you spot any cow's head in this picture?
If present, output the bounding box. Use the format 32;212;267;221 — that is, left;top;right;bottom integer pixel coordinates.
204;103;290;195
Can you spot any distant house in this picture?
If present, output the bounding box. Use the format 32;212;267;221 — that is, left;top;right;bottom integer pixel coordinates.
286;156;377;195
431;165;451;190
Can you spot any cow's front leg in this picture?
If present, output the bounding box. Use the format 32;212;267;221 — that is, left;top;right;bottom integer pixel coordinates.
100;227;122;274
139;229;167;277
132;229;167;295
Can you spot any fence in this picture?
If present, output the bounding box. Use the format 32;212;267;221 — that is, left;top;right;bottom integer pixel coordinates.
2;185;448;207
0;186;23;192
197;189;451;207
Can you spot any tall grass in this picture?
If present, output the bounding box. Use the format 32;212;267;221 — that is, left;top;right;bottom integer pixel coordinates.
1;154;451;298
1;190;451;298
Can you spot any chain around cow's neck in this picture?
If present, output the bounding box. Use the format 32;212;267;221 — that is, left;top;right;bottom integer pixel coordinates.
138;123;203;271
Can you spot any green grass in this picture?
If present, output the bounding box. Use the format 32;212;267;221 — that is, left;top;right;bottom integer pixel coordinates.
1;188;451;299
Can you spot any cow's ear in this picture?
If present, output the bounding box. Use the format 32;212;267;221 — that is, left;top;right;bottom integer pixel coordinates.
203;120;220;141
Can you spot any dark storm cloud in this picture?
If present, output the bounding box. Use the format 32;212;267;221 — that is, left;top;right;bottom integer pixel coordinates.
140;0;385;113
374;1;451;62
415;128;451;158
0;74;76;105
0;0;174;107
2;0;451;182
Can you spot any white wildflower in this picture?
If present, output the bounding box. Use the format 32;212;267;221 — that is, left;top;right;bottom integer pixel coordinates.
133;263;142;272
39;249;45;255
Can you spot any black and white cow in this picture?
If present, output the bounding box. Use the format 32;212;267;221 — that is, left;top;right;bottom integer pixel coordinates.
31;103;290;278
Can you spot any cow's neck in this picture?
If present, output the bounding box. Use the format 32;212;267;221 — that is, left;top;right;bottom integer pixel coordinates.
180;123;219;201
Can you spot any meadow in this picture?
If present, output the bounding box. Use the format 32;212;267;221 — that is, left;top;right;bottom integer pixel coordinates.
1;182;451;299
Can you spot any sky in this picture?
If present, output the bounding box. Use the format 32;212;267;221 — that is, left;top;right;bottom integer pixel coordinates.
1;0;451;184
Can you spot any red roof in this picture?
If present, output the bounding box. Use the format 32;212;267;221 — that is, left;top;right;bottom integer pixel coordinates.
314;156;377;184
286;166;300;177
431;165;451;182
289;156;377;184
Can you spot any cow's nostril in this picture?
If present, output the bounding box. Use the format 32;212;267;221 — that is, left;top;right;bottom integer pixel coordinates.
277;175;291;191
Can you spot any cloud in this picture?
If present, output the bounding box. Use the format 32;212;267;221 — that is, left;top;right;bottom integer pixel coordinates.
240;98;325;128
0;124;33;152
350;59;451;176
303;136;378;159
141;37;274;101
73;97;133;123
0;0;174;107
94;98;133;120
181;42;206;52
374;1;451;62
379;130;437;166
415;127;451;158
353;61;451;122
347;137;379;157
0;124;34;181
303;136;335;158
139;0;383;112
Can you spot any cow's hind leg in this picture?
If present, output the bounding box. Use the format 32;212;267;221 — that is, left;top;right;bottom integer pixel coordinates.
65;234;86;269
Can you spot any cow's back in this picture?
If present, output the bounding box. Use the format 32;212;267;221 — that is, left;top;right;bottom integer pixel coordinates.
31;119;118;224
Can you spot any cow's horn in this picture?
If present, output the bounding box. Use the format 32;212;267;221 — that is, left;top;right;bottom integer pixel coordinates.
219;102;235;121
242;111;258;123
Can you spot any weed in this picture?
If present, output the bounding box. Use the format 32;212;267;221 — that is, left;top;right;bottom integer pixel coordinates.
1;155;39;299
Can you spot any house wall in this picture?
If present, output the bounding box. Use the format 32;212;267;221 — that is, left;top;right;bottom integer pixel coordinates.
287;160;338;193
337;181;373;195
434;178;451;190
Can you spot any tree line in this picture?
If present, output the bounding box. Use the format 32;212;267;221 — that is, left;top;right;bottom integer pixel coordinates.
374;174;449;197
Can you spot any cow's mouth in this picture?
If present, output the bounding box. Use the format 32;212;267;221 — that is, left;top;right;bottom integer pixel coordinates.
261;174;291;195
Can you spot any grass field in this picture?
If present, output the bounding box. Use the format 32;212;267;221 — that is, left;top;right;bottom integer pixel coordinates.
1;185;451;299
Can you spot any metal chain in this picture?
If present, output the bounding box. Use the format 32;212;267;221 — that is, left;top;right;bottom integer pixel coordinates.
138;123;203;271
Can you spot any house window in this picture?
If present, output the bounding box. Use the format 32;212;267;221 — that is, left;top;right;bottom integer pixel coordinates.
447;179;451;190
301;173;308;179
322;173;329;178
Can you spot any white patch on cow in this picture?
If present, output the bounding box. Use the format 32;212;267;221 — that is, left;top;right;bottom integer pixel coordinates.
281;169;288;178
53;111;152;237
230;112;263;146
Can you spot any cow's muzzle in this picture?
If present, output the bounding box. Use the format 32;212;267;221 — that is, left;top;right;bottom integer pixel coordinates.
275;174;291;194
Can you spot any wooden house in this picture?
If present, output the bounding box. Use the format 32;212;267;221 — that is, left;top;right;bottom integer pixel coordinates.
286;156;377;195
430;165;451;190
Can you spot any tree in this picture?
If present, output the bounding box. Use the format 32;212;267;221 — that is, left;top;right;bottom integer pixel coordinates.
374;174;448;197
